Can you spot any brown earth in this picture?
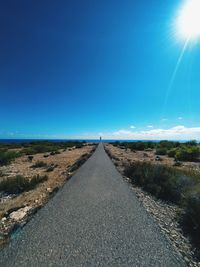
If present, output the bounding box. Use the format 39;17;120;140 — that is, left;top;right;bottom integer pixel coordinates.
0;144;96;244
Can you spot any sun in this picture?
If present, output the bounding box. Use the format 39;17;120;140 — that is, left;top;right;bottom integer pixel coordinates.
176;0;200;41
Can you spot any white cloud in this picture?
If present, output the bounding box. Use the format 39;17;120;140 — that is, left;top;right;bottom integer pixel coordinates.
2;125;200;141
113;130;132;136
130;125;136;129
147;125;154;128
83;125;200;140
178;117;183;120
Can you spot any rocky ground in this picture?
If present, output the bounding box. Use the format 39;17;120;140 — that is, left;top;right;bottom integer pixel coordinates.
0;144;96;246
105;144;200;267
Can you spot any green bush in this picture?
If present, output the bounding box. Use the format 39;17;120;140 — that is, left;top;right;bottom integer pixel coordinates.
155;147;167;155
185;190;200;226
181;187;200;249
158;140;180;149
0;175;28;194
185;140;198;146
29;174;48;188
31;161;47;168
75;143;84;149
46;166;54;172
123;160;200;250
50;151;61;156
0;151;20;166
113;141;156;151
167;145;200;162
46;164;58;172
111;141;200;162
168;148;177;158
0;175;48;194
175;146;200;161
124;161;199;203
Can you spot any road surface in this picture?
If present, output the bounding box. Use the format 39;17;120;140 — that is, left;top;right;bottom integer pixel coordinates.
0;143;185;266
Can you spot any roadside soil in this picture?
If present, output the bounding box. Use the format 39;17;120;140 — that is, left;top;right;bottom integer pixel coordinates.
105;144;200;267
0;144;95;246
105;144;200;173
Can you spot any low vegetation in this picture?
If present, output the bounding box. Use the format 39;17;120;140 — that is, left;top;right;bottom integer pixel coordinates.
0;151;21;166
69;153;89;172
31;161;47;168
112;140;200;162
0;174;48;194
20;141;86;155
0;140;86;156
172;146;200;162
182;189;200;249
46;164;58;172
124;162;199;203
124;161;200;249
50;151;60;156
0;141;87;167
113;141;155;151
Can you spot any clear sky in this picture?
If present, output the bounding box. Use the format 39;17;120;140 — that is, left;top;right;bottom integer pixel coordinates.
0;0;200;140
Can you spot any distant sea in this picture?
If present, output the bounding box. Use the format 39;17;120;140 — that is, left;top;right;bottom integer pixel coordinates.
0;139;150;143
0;139;192;143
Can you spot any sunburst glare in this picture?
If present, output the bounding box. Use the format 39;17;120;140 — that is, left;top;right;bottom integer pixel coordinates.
176;0;200;41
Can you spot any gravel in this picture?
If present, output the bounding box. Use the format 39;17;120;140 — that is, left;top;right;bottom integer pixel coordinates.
0;144;185;266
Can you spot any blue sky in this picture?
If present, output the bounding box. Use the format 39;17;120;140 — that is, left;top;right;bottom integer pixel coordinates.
0;0;200;140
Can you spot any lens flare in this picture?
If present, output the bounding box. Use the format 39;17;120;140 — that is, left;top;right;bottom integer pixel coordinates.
176;0;200;41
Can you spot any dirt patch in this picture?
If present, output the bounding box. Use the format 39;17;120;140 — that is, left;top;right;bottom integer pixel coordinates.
0;144;96;246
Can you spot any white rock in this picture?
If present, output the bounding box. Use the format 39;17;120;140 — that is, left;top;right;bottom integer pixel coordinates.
9;206;31;222
46;188;52;193
1;217;7;222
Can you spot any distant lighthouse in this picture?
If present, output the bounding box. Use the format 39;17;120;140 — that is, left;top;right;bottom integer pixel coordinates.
100;136;102;142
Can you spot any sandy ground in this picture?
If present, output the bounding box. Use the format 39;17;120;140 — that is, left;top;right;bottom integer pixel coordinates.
0;144;95;241
105;144;200;173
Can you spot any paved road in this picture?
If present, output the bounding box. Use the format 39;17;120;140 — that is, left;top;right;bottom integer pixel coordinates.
0;143;185;267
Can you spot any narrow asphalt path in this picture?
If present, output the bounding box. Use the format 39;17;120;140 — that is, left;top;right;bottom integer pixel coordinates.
0;143;185;267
